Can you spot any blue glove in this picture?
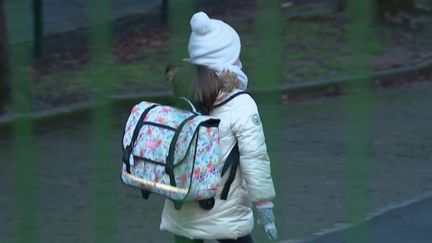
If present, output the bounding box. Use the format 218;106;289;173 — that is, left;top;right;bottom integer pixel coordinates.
255;202;278;241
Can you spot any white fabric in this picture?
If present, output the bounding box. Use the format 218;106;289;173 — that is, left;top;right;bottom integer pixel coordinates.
160;91;276;240
187;11;248;90
255;200;274;209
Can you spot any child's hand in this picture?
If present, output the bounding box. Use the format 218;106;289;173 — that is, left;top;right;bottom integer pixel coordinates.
255;201;278;241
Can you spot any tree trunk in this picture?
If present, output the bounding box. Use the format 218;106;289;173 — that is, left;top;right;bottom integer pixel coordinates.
336;0;416;17
378;0;416;15
161;0;169;25
335;0;347;12
0;0;11;111
33;0;43;59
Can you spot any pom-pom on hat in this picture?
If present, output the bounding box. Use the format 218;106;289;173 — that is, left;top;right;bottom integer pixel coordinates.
187;11;248;90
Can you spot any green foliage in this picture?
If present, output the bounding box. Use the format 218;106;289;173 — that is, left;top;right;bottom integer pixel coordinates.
165;61;196;99
251;0;283;89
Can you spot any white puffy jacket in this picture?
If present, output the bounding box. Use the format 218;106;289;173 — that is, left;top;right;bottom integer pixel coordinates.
160;90;276;240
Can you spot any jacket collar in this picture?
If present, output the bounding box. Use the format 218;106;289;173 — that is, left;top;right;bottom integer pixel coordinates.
214;89;243;107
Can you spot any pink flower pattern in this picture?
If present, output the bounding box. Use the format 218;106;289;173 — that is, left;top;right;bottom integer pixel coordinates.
208;161;214;174
122;101;223;201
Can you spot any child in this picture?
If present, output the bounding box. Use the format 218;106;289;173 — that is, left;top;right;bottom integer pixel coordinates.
160;11;278;243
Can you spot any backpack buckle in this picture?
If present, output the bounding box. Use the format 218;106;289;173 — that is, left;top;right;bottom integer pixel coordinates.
122;145;132;173
165;155;173;174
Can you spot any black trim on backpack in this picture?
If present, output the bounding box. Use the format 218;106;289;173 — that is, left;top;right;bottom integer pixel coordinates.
122;104;158;173
195;92;249;205
198;198;215;210
220;143;240;200
171;128;201;210
213;91;250;109
181;143;241;210
141;122;177;131
198;143;240;210
165;113;199;187
122;93;244;207
140;189;151;199
199;118;220;128
132;155;166;166
173;201;183;210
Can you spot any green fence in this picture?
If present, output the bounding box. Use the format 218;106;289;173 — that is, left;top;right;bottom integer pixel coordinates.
5;0;377;242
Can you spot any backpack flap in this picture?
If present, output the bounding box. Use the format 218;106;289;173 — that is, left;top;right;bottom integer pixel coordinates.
122;101;221;201
123;102;197;165
125;103;218;167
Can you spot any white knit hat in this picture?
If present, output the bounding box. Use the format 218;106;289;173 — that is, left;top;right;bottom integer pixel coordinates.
187;11;248;90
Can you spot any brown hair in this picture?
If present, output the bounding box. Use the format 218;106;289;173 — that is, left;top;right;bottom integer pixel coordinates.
195;65;224;114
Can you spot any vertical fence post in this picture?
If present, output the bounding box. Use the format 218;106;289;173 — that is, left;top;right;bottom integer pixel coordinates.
168;0;196;63
252;0;284;240
161;0;169;25
345;0;377;242
32;0;43;59
0;0;11;110
9;0;38;242
164;0;196;97
88;0;115;242
252;0;283;91
12;46;37;243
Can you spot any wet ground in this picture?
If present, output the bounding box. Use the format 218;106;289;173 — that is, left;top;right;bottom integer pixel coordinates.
1;81;432;242
308;196;432;243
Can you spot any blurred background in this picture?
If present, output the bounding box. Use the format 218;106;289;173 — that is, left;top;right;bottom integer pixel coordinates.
1;0;432;242
1;0;431;113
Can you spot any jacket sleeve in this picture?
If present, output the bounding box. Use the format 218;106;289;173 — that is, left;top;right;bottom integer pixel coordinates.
230;95;276;202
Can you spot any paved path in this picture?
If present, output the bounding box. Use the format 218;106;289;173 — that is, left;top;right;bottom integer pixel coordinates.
1;81;432;242
307;196;432;243
5;0;160;43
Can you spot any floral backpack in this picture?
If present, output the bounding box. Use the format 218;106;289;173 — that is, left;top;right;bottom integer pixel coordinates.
121;97;240;210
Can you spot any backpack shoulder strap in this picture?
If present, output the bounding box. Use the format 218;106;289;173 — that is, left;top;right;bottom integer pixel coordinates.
178;96;198;113
216;92;251;200
220;143;240;200
213;91;251;109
